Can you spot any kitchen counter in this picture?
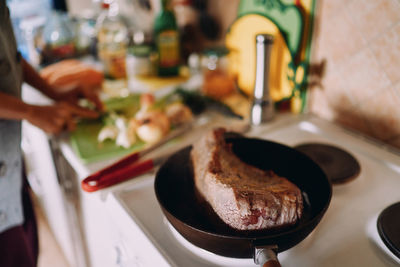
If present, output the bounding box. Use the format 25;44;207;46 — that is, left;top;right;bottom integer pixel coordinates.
22;83;400;267
21;82;250;266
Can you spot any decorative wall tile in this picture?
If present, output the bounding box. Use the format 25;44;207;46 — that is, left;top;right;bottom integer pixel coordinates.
388;135;400;151
336;48;391;105
370;22;400;85
309;0;400;149
359;86;400;141
308;87;335;120
347;0;400;42
394;80;400;98
317;0;351;20
314;8;366;68
323;71;355;111
334;109;373;137
323;76;373;135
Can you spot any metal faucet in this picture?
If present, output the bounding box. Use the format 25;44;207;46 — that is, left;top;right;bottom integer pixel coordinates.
250;34;275;125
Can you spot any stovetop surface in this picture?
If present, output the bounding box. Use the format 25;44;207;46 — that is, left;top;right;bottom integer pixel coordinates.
113;115;400;267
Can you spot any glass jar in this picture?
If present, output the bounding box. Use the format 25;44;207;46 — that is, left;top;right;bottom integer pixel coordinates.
41;11;75;64
126;44;155;77
201;47;235;100
74;15;96;56
96;0;128;79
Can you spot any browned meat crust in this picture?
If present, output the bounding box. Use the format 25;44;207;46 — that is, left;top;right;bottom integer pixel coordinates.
191;128;303;230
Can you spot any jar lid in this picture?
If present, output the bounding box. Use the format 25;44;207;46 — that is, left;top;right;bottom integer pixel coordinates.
128;45;152;57
202;46;229;57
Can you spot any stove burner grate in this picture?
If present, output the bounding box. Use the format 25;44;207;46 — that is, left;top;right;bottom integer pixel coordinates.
295;143;361;185
377;202;400;260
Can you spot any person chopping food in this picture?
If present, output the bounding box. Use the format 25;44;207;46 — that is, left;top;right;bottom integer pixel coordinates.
0;1;103;266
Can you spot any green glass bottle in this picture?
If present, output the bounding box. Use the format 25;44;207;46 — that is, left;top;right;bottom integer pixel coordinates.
154;0;180;76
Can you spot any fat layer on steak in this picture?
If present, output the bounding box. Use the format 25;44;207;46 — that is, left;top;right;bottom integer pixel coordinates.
191;128;303;230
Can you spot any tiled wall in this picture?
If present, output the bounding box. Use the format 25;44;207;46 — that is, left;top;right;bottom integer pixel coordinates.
309;0;400;149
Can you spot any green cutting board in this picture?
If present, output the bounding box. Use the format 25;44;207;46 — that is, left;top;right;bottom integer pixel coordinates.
70;94;146;164
70;121;146;164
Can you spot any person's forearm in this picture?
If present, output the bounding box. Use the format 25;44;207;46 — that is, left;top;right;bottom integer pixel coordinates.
21;59;57;100
0;92;33;121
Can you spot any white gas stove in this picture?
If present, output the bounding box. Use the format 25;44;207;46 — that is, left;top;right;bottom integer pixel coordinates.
101;114;400;267
23;79;400;266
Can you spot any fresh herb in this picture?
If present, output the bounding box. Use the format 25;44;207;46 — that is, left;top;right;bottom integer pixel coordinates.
173;88;243;119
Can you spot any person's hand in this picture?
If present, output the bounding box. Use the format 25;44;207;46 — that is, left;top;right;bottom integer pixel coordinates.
51;85;104;112
34;59;104;111
26;102;99;135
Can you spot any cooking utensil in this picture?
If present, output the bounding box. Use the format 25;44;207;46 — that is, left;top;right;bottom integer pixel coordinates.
81;123;192;192
82;154;165;192
154;135;332;266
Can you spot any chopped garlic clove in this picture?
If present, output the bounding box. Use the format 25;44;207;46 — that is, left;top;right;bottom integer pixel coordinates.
116;130;136;148
98;125;119;142
114;116;137;148
115;117;128;131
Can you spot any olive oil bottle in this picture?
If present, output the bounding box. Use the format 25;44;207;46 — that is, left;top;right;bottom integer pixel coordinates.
154;0;180;76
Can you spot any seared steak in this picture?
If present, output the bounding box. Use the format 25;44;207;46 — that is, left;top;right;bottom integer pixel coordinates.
191;128;303;230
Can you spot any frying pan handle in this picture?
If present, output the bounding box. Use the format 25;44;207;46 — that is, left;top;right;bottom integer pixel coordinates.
262;260;281;267
254;246;281;267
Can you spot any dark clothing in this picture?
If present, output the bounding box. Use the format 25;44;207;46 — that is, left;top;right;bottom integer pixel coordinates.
0;181;39;267
0;0;24;233
0;1;39;266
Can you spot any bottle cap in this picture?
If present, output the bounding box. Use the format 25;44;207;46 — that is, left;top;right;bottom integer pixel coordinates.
256;34;274;44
